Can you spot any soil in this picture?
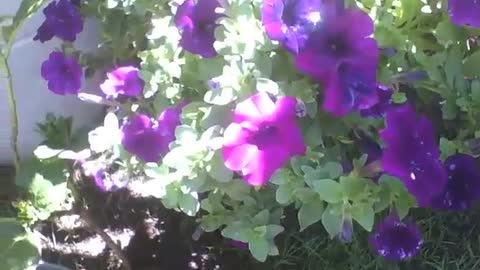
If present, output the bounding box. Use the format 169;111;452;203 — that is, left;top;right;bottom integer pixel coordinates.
36;173;266;270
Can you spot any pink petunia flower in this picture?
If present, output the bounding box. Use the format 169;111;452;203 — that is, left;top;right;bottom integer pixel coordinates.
222;93;306;186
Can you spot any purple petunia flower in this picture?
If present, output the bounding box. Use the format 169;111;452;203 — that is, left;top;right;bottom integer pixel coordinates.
261;0;326;54
34;0;84;43
292;5;378;116
380;104;447;207
174;0;222;58
222;92;306;186
41;51;83;95
370;213;423;261
360;85;394;118
121;104;184;162
447;0;480;28
295;6;377;80
121;114;165;163
100;66;144;98
431;154;480;211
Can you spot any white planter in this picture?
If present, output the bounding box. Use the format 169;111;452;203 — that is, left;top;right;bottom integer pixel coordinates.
0;1;103;163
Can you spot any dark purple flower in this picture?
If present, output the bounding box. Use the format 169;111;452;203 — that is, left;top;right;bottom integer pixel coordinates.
261;0;326;54
360;85;393;118
121;104;184;162
121;114;167;163
100;66;144;98
174;0;222;58
41;51;83;95
380;104;447;207
448;0;480;28
34;0;84;43
431;154;480;211
222;93;306;186
293;5;378;116
295;6;377;80
370;213;422;261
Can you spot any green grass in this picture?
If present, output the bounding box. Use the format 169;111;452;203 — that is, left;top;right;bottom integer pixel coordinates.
274;208;480;270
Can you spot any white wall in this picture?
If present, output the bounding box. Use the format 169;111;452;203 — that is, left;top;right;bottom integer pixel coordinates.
0;1;103;163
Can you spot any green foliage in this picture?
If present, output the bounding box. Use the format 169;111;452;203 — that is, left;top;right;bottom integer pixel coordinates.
0;218;40;270
11;0;480;265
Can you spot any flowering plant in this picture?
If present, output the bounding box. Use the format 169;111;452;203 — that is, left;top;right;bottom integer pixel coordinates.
4;0;480;268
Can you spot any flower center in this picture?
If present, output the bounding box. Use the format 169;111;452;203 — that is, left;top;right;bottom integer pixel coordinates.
250;124;278;150
326;35;349;57
197;22;215;33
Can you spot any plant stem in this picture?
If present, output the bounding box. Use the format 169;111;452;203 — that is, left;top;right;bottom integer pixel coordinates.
1;56;20;172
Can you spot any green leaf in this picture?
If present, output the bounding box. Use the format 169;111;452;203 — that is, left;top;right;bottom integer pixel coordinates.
252;210;270;225
395;193;416;219
435;17;467;44
33;145;63;159
201;215;226;232
351;204;375;232
179;193;200;216
256;78;279;94
340;176;372;201
391;92;407;104
248;236;269;262
200;105;233;128
175;125;198;146
222;180;250;201
323;162;344;179
298;199;324;231
106;0;119;8
471;80;480;102
144;163;169;179
253;225;267;237
162;184;181;209
321;205;343;238
222;222;250;242
441;99;458;120
204;88;237;105
206;151;233;182
305;121;323;148
265;225;284;239
464;51;480;78
313;179;343;203
439;137;457;160
0;218;40;269
275;185;292;204
270;169;290;185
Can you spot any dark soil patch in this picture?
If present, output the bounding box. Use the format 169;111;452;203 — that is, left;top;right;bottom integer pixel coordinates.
36;174;265;270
